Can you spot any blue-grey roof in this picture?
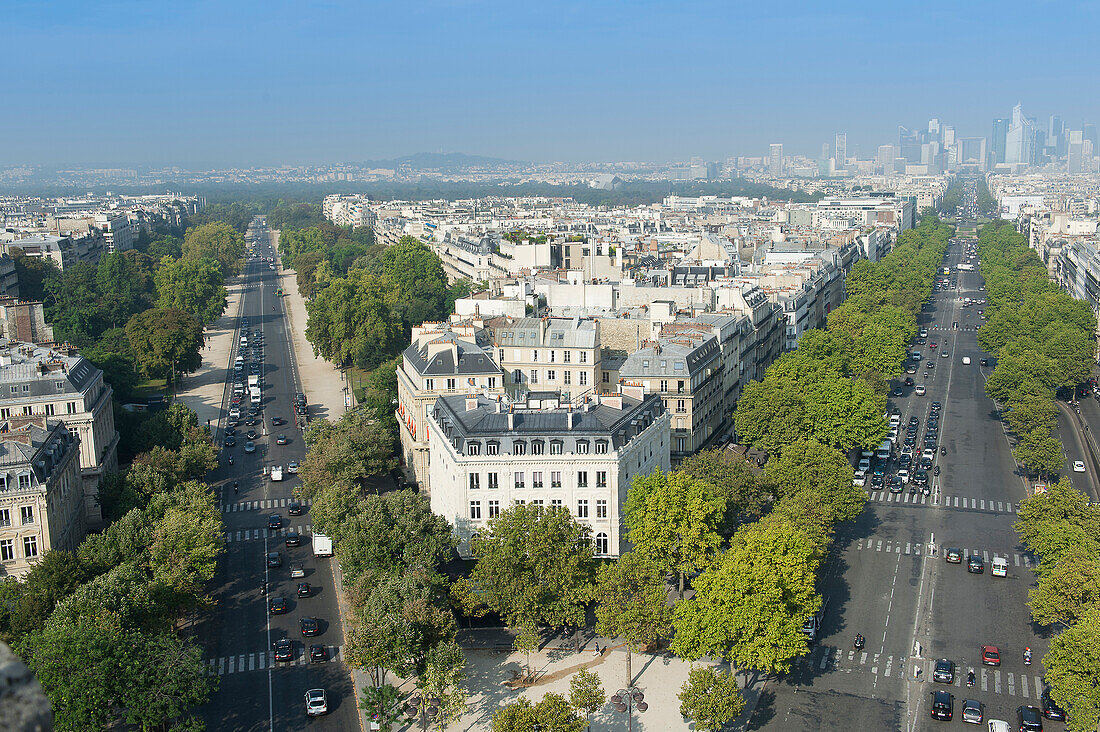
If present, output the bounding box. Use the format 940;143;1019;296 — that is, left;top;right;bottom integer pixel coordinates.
619;335;719;379
403;334;500;377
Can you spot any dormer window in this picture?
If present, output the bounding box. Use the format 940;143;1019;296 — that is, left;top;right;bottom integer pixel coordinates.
531;440;545;455
549;440;563;455
513;441;526;455
467;442;481;456
594;440;608;454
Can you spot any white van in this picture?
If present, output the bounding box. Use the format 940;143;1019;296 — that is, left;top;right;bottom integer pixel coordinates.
962;356;972;365
239;336;248;347
986;720;1011;732
991;556;1008;577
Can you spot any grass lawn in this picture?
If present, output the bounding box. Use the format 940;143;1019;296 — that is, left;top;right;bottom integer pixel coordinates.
348;365;371;403
133;378;168;400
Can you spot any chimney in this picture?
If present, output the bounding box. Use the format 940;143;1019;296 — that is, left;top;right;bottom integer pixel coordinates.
567;404;574;430
507;404;514;430
465;396;478;412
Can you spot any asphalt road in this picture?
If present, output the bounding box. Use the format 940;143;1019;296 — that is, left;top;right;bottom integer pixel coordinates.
193;218;358;731
753;229;1058;731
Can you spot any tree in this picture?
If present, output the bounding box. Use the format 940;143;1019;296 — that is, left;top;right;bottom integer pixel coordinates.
594;552;673;687
125;308;204;384
1029;546;1100;629
677;448;768;530
624;470;726;597
298;410;396;497
96;251;153;327
1004;395;1059;438
678;666;746;732
492;694;586;732
568;669;605;730
469;504;596;632
1043;604;1100;732
46;262;106;345
671;516;822;674
305;268;404;370
378;237;450;328
359;683;403;732
182;221;245;276
413;640;467;730
11;251;61;302
155;256;227;323
1015;479;1100;565
765;438;865;534
492;697;538;732
1013;431;1067;479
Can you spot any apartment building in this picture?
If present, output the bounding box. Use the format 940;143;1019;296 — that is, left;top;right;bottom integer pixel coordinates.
0;233;102;271
395;325;504;492
0;256;16;298
488;317;601;401
0;299;54;343
618;332;723;461
322;194;377;229
427;389;670;558
93;212;134;254
0;342;118;528
0;415;85;578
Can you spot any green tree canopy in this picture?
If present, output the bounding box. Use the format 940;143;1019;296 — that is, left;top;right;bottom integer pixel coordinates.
154;256;227;323
182;221;245;276
1043;604;1100;732
125;308;204;382
678;666;746;732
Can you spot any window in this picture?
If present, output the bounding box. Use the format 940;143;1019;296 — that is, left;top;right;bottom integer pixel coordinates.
21;406;31;416
20;506;33;525
595;533;609;555
488;473;499;490
446;378;456;390
512;369;522;383
44;403;55;416
549;440;563;455
532;499;544;507
515;499;526;505
577;471;588;487
579;372;587;386
602;372;609;383
425;379;434;390
678;380;686;393
677;437;686;453
577;499;589;517
564;371;571;385
488;377;497;389
563;351;571;363
0;509;9;527
660;380;668;392
532;472;544;489
551;471;561;488
486;442;499;456
467;442;481;456
594;441;608;455
531;440;544;455
547;370;556;382
0;408;8;419
469;474;480;490
514;472;525;489
513;441;526;455
55;381;65;391
530;370;539;384
488;500;500;519
580;352;588;363
677;399;687;413
469;501;481;519
532;350;538;362
23;536;38;559
596;471;607;488
550;350;556;363
551;498;562;507
0;539;12;562
21;385;29;392
499;349;505;363
576;441;589;454
596;499;608;518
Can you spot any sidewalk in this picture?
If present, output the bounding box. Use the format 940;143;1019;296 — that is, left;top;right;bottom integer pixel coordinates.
175;278;244;431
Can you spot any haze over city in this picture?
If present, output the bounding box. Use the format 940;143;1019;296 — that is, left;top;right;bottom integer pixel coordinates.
7;0;1100;166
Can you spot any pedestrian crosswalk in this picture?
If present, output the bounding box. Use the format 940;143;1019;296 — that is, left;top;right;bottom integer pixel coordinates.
205;644;343;675
867;491;932;505
223;525;312;543
944;546;1034;569
221;497;311;513
853;536;1035;568
866;491;1018;515
854;537;926;556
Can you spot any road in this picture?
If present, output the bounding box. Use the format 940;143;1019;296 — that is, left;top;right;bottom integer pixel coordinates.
193;217;358;731
753;230;1057;730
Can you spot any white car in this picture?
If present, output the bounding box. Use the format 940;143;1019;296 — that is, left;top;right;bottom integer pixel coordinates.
305;688;327;716
915;384;927;396
1073;460;1086;473
922;448;935;461
896;469;910;484
853;472;867;487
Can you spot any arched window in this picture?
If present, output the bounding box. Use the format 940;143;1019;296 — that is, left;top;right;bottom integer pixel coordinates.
595;532;609;556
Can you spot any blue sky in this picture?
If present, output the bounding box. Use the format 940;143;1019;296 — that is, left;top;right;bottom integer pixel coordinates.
5;0;1099;166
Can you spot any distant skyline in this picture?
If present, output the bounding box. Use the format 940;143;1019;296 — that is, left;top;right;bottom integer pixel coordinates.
5;0;1100;167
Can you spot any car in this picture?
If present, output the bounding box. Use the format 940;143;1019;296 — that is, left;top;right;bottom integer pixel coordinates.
933;658;956;683
269;597;288;615
1040;686;1066;720
888;476;903;493
1016;705;1043;731
1073;460;1086;472
271;416;286;426
273;637;293;662
922;448;935;460
295;393;307;405
288;499;303;516
286;530;302;547
290;563;305;578
904;436;916;447
245;441;256;453
931;690;954;721
942;350;950;358
892;388;903;397
297;582;312;598
920;457;934;470
287;460;300;474
266;551;282;568
927;361;935;369
913;469;928;485
945;547;963;563
904;377;915;386
981;645;1000;666
225;436;236;447
906;364;918;374
968;555;985;573
897;469;910;484
960;698;984;723
246;430;258;440
931;401;942;410
246;417;261;426
305;688;328;717
980;358;989;367
929;341;938;349
300;616;320;636
853;472;867;487
276;434;288;445
267;514;282;530
309;643;327;662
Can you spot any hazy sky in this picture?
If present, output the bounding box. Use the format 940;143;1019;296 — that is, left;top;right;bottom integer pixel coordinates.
5;0;1099;166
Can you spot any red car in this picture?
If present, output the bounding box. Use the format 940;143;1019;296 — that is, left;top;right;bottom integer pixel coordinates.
929;342;938;349
981;645;1000;666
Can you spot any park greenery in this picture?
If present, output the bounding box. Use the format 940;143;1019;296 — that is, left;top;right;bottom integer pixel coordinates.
0;403;222;731
975;220;1097;478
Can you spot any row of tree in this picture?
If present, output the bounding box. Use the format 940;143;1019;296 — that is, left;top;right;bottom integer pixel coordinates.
975;221;1097;478
0;404;223;731
1015;480;1100;732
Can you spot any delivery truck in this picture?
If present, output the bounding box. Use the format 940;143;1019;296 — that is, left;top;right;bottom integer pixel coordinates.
313;534;333;557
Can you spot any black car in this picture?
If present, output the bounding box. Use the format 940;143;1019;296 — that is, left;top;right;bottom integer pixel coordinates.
967;555;984;573
295;393;307;405
246;430;258;440
300;617;320;636
297;582;312;598
892;388;903;397
246;417;261;426
909;416;920;426
899;453;912;466
266;551;282;568
904;377;915;386
224;436;236;447
1017;705;1043;731
913;469;928;485
1041;687;1066;720
286;530;302;547
269;597;288;615
871;475;885;488
980;358;989;366
945;547;963;563
267;514;282;530
273;638;293;662
933;658;955;683
888;476;903;493
288;500;303;516
309;644;327;663
271;417;286;426
931;690;953;720
225;427;237;437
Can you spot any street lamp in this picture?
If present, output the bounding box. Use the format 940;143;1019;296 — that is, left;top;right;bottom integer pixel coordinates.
609;686;647;732
404;694;440;732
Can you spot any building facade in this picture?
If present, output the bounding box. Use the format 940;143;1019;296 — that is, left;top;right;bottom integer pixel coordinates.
0;416;85;578
427;390;670;558
490;317;602;401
